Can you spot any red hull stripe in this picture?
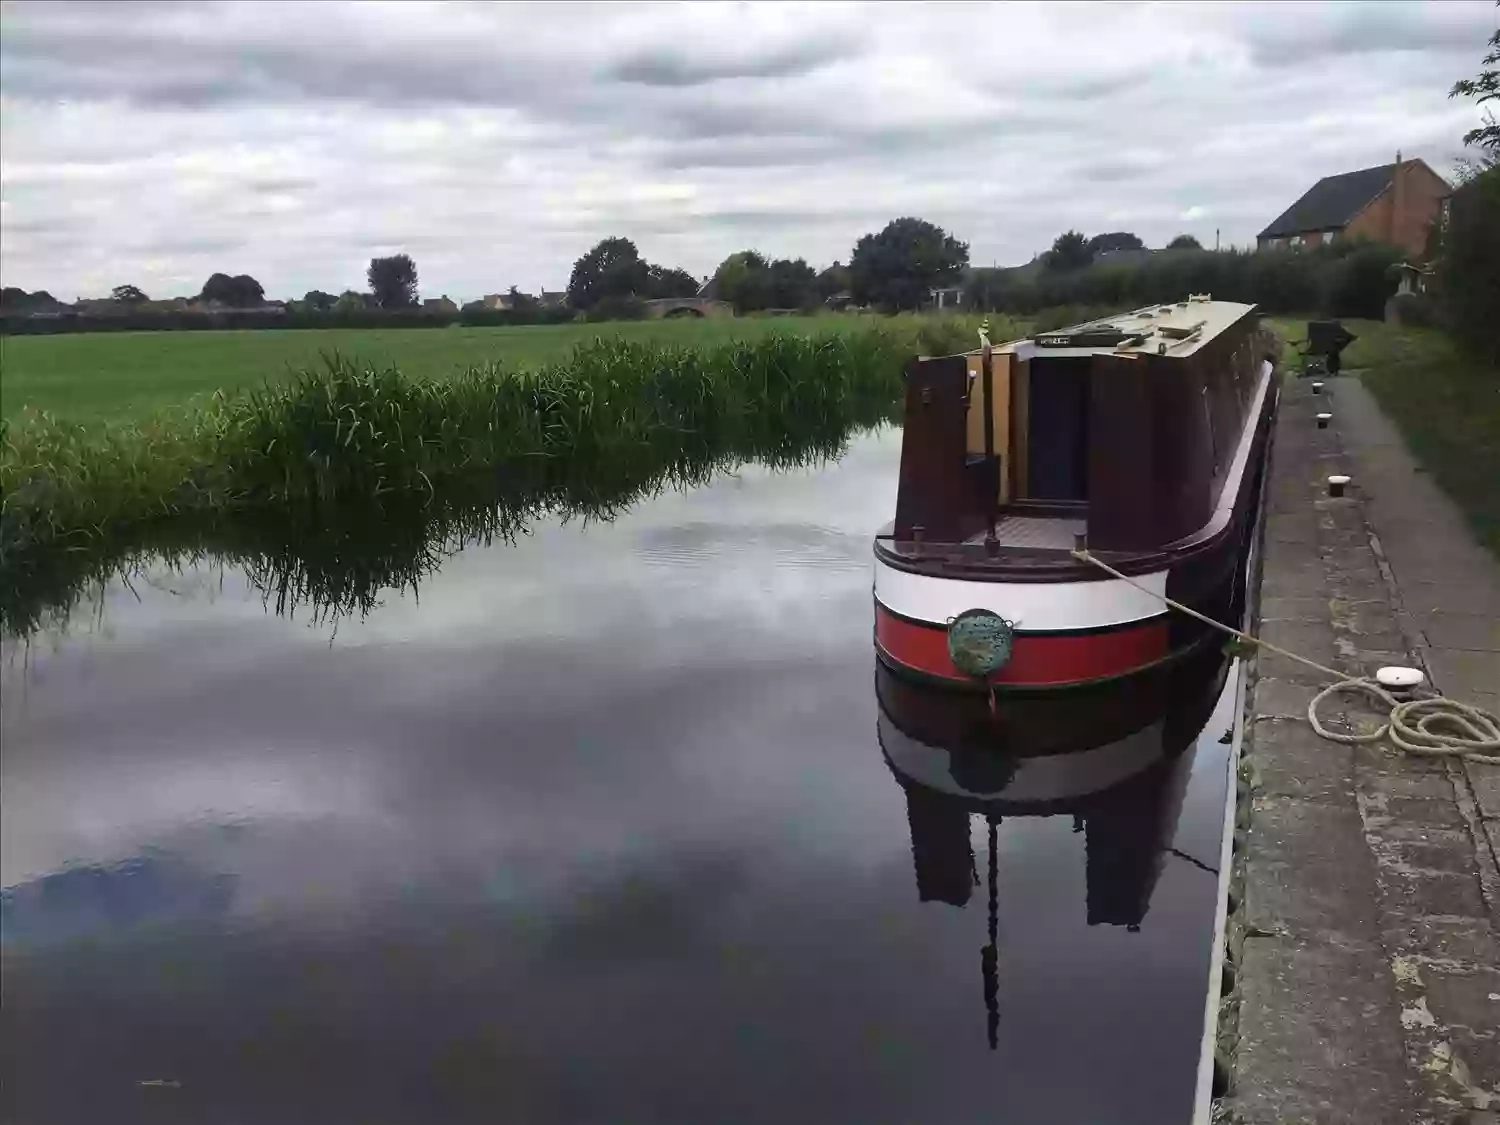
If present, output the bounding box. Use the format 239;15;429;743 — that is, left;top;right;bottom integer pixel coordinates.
875;604;1170;687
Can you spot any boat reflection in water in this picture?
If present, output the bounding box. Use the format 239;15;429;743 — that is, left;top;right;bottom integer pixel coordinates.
877;642;1231;1050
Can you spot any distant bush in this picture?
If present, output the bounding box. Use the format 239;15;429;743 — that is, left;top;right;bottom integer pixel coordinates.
1031;305;1126;333
454;304;576;328
0;301;589;336
1319;242;1405;320
869;312;1028;357
964;243;1405;320
583;295;649;322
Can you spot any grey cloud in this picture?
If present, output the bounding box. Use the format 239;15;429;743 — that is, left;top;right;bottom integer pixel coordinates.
126;234;244;257
1245;5;1489;68
245;177;318;197
607;35;862;88
0;14;549;110
1078;158;1160;184
0;0;1493;300
0;214;77;237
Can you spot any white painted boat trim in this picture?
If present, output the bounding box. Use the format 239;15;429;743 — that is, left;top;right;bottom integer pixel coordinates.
874;558;1168;631
880;716;1167;804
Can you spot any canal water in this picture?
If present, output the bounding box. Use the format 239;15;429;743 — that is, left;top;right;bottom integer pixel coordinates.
1;429;1237;1124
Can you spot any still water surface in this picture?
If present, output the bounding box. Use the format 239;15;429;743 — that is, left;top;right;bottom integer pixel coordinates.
1;430;1235;1124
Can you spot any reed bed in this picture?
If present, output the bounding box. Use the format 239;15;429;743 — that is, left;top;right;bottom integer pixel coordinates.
2;327;924;636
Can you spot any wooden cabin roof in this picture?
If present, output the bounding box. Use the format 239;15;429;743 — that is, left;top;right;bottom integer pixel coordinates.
990;296;1257;360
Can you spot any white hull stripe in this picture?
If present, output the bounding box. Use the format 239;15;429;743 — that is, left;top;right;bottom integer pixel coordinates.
874;556;1168;631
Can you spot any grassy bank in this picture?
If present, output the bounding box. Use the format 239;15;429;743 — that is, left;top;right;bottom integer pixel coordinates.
0;312;1010;425
1273;318;1500;555
2;324;958;635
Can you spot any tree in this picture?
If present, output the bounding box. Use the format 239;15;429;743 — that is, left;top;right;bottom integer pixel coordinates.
848;217;969;311
1167;234;1203;250
766;257;818;309
1451;22;1499;154
111;284;149;303
302;290;336;312
707;251;815;311
815;261;851;301
711;251;770;311
566;237;649;309
1044;231;1093;272
334;290;370;312
1085;231;1144;255
646;264;700;299
199;272;265;307
367;254;418;309
1437;16;1500;360
1436;165;1500;361
507;285;540;312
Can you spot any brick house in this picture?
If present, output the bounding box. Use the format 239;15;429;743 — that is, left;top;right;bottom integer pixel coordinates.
1257;157;1450;257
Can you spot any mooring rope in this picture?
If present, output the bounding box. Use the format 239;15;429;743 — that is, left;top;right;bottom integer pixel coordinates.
1071;548;1500;765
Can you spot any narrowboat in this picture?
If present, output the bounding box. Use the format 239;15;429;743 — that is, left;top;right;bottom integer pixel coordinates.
874;296;1277;693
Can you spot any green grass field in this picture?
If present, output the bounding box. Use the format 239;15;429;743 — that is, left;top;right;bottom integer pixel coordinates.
0;317;881;425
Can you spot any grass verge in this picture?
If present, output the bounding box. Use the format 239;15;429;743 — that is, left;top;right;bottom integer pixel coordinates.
1273;317;1500;556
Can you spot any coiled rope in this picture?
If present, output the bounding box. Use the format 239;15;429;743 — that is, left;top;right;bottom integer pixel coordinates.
1071;548;1500;765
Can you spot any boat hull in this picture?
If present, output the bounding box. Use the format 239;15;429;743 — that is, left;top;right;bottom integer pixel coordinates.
874;569;1175;691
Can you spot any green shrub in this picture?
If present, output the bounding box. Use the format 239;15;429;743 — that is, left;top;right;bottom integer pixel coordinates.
1319;242;1404;320
965;244;1404;319
1384;291;1443;329
583;295;649;322
1031;305;1126;333
1435;167;1500;363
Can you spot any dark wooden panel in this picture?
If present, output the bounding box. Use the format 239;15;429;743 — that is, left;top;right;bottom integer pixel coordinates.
894;355;985;543
1087;353;1157;551
1146;353;1216;545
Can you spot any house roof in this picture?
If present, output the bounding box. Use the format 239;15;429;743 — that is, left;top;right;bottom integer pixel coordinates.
1259;162;1403;238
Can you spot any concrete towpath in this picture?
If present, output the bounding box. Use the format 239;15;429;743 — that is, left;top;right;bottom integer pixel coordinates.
1222;371;1500;1125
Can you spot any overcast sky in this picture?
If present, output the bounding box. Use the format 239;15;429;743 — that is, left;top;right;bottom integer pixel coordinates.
1;0;1494;302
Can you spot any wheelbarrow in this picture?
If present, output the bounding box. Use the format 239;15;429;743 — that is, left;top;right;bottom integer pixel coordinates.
1289;319;1357;377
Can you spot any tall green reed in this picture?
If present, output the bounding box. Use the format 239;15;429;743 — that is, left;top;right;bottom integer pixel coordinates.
2;327;913;636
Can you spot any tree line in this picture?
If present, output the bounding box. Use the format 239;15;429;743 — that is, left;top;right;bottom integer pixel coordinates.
0;217;1226;335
